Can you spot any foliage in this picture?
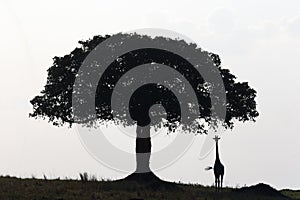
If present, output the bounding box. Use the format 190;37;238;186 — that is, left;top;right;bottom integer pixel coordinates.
30;33;259;132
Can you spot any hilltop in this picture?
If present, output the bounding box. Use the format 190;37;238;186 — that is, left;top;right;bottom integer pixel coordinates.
0;175;298;200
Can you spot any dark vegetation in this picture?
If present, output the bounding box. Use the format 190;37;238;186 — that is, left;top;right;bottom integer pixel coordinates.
30;33;259;130
29;33;259;182
0;175;297;200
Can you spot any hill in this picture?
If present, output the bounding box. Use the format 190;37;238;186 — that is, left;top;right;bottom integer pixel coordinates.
0;175;296;200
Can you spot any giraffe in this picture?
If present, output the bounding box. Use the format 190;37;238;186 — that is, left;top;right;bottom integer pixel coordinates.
205;135;225;191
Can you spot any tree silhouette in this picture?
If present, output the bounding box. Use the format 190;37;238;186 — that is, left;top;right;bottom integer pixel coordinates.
30;33;259;182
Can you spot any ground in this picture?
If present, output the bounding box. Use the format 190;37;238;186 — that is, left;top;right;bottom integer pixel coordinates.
0;175;298;200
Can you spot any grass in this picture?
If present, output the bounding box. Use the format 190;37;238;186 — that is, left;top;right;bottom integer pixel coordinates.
0;175;297;200
281;189;300;200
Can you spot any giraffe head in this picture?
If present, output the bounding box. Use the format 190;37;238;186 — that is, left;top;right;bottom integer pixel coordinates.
213;135;220;144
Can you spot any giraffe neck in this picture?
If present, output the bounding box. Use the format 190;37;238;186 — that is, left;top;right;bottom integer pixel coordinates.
216;141;220;161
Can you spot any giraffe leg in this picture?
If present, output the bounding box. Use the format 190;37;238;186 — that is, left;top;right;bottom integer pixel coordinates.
220;174;223;190
217;178;220;192
215;178;218;191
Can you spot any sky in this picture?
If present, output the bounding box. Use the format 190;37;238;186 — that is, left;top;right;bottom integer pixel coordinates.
0;0;300;190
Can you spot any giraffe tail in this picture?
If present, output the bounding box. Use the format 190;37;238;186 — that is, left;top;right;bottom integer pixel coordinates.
205;166;213;171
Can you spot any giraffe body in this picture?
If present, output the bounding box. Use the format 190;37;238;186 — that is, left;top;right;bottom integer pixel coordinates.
214;157;224;191
213;135;225;191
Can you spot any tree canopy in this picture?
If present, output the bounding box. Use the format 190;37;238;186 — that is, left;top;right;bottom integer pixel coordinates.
30;33;259;132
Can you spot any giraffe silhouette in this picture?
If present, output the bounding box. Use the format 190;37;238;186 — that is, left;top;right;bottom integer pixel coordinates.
205;135;225;191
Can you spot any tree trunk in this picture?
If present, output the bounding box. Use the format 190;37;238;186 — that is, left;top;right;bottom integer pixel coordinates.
135;125;151;173
122;125;163;182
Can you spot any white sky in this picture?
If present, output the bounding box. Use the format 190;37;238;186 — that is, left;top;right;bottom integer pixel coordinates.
0;0;300;190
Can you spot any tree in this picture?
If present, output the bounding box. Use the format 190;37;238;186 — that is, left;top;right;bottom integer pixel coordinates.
30;33;259;182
